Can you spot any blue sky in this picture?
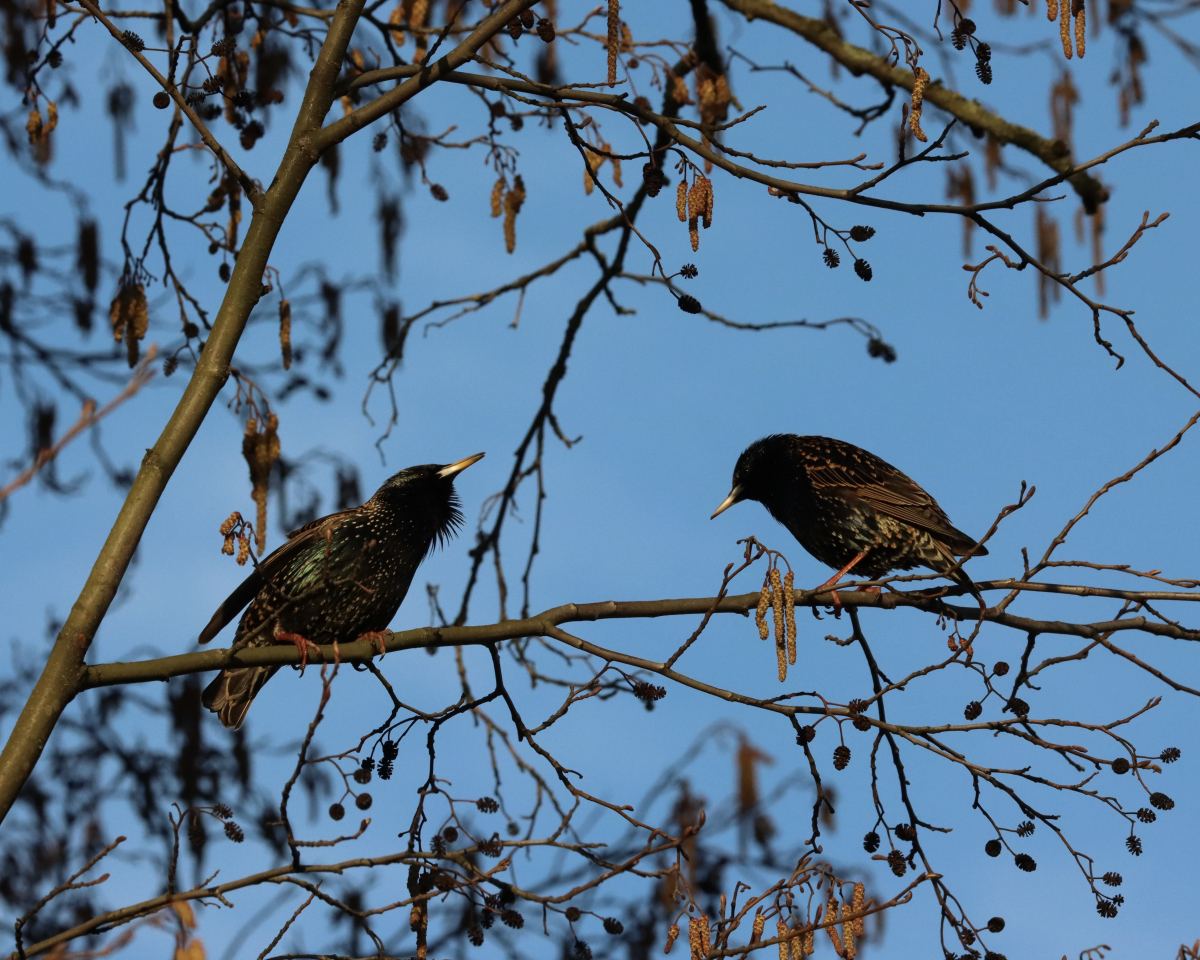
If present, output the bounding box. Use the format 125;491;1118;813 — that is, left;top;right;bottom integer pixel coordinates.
2;1;1200;957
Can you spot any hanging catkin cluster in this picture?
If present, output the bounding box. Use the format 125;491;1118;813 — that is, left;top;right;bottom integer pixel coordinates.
583;142;622;195
242;413;280;555
774;919;814;958
756;566;797;681
109;279;149;367
490;176;527;253
695;64;731;126
386;0;428;48
220;511;253;566
676;174;714;252
687;915;710;960
909;66;930;143
1049;0;1086;59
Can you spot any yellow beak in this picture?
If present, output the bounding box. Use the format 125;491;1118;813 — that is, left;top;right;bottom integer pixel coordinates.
710;484;743;519
437;452;486;479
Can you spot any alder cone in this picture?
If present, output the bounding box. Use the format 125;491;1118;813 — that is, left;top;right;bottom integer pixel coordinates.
642;163;665;197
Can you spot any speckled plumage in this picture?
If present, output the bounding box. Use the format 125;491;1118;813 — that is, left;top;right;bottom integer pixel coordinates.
714;435;986;584
199;456;482;729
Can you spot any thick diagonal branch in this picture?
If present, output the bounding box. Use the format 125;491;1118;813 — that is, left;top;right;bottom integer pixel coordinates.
0;0;531;827
716;0;1109;210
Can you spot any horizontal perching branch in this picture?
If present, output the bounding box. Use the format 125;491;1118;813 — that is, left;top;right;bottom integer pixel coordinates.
81;580;1199;691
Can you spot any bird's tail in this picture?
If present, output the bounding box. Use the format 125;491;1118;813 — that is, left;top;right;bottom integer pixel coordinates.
201;666;277;730
933;542;986;606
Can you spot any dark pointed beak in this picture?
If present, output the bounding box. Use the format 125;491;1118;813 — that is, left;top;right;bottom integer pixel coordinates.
437;452;485;479
710;484;744;520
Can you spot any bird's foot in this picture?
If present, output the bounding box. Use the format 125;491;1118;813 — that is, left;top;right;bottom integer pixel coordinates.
357;631;389;659
817;581;880;616
276;631;320;674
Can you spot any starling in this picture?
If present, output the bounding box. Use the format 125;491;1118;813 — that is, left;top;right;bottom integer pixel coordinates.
199;453;484;729
711;435;986;596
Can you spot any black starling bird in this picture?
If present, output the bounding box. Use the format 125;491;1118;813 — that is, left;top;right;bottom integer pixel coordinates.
199;453;484;729
711;435;986;595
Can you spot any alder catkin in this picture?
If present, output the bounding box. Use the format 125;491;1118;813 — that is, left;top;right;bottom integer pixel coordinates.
776;922;790;960
387;3;405;45
676;179;688;222
825;897;843;956
1059;0;1073;58
490;178;505;218
756;574;771;640
688;176;713;230
503;175;526;254
852;883;865;937
279;298;292;370
664;924;680;954
909;67;930;143
1074;0;1086;57
770;567;786;681
750;913;766;944
606;0;619;86
688;915;712;960
671;73;691;106
1046;0;1058;19
784;571;796;665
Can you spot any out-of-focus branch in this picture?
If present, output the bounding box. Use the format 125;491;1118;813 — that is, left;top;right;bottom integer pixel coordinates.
75;0;259;203
0;346;157;505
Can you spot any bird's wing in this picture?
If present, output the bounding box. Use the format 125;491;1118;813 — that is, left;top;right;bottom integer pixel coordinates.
806;446;986;555
197;507;362;644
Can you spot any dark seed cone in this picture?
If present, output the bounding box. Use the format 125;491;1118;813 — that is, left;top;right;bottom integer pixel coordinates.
642;163;666;196
199;455;482;728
